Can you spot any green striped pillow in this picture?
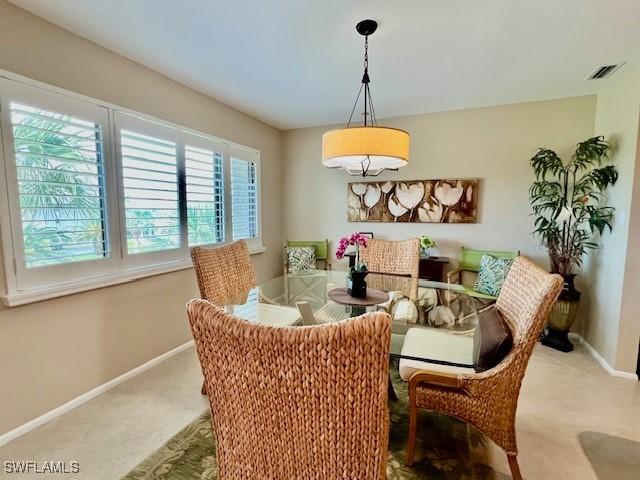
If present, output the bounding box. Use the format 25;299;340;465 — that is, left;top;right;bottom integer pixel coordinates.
473;254;514;297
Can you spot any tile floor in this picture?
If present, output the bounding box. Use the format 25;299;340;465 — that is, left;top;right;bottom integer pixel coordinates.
0;343;638;479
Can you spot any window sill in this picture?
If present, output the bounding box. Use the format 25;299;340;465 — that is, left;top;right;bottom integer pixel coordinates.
2;244;266;307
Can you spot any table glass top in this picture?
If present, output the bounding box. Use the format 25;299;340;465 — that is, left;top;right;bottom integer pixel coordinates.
225;270;494;368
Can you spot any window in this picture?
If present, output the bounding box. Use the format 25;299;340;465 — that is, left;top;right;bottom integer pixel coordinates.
0;76;262;305
121;129;179;255
230;149;260;245
0;79;117;293
186;145;224;246
11;103;109;267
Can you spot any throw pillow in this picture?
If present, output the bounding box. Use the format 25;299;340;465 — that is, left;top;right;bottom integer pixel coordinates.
473;306;513;372
286;246;317;273
473;254;515;297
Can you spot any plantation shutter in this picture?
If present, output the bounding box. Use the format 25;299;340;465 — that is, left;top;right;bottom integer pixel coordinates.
0;78;117;292
115;112;185;268
230;151;259;243
120;130;179;254
9;103;110;268
185;143;225;246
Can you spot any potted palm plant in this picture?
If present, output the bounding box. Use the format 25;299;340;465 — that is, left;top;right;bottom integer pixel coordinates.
530;136;618;351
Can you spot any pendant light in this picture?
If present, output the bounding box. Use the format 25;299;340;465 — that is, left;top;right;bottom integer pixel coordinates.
322;19;410;177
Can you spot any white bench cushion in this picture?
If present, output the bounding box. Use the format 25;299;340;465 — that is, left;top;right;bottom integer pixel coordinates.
399;327;475;381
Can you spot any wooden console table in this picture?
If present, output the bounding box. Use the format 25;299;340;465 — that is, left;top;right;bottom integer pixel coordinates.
345;252;449;282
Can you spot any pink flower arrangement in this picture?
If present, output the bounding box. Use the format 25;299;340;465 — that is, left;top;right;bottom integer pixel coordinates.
335;233;369;267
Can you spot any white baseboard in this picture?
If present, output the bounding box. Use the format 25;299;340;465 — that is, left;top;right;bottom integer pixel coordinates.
568;333;638;380
0;340;195;447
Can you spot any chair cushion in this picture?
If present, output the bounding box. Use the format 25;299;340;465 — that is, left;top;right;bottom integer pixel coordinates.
473;254;515;296
399;328;475;381
472;306;513;372
399;358;475;382
286;246;316;273
461;285;498;300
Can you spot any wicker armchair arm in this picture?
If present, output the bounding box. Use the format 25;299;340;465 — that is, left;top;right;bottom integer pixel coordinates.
446;268;463;285
408;370;464;391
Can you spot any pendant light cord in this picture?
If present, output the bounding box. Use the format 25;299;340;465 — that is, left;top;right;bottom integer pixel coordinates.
346;34;377;128
346;83;364;127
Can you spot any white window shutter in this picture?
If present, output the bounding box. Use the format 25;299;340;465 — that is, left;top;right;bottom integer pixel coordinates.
230;153;259;243
120;129;180;255
186;145;225;246
10;103;110;267
0;76;118;293
115;112;185;269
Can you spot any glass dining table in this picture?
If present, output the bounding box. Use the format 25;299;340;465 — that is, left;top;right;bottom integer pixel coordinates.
224;270;494;369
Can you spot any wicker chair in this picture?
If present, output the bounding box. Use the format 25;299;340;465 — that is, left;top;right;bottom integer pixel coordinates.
405;256;563;479
360;238;420;279
361;237;420;302
187;299;392;479
191;240;257;394
191;240;257;306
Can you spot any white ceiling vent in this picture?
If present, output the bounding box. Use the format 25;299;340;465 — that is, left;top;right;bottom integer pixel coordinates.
587;63;625;80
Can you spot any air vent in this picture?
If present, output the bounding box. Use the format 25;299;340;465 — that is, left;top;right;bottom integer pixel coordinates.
587;63;625;80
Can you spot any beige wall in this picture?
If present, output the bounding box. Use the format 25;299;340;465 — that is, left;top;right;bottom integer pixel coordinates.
283;96;596;270
582;64;640;373
0;1;283;435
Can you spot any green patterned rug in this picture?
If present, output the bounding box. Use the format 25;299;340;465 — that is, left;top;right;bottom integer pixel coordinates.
123;366;505;479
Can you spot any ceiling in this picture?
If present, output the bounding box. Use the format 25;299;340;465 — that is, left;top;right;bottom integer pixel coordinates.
10;0;640;129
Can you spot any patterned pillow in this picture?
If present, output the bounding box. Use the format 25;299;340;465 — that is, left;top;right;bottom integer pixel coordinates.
286;247;317;273
473;254;515;297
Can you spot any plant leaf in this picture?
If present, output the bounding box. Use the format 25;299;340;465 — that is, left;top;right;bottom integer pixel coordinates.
530;149;565;180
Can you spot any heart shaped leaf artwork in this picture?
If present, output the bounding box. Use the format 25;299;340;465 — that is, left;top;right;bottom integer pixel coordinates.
395;182;425;221
347;179;478;223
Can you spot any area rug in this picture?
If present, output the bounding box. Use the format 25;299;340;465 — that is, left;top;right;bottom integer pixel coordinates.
123;366;501;479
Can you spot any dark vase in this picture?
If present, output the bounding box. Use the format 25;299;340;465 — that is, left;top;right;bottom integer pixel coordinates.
348;268;368;298
542;273;581;352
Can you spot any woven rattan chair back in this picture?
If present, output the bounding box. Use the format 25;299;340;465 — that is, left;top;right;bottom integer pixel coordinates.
187;299;392;479
361;238;420;301
360;238;420;278
494;256;564;388
191;240;257;305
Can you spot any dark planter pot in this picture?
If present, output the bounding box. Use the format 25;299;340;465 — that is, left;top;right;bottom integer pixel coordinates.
542;273;580;352
348;268;368;298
